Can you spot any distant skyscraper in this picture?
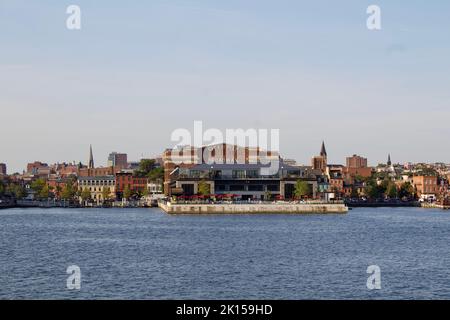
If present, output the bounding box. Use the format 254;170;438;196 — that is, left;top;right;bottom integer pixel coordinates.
88;145;95;169
107;152;128;168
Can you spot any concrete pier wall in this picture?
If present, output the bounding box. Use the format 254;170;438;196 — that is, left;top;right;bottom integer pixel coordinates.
159;202;348;214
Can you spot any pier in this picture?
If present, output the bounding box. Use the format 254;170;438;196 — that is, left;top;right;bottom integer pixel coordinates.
158;201;348;214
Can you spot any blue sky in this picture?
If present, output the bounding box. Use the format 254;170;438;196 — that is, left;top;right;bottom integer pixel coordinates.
1;0;450;172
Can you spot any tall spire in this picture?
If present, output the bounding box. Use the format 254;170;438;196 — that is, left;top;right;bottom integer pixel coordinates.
89;145;94;169
387;154;392;166
320;141;327;157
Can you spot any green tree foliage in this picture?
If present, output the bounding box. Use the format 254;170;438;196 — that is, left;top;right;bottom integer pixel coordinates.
0;180;5;196
350;187;359;198
55;185;62;199
123;185;132;200
61;184;76;200
197;181;210;196
81;188;91;202
38;184;50;200
147;167;164;182
31;178;46;194
366;179;386;199
102;187;111;201
386;182;398;199
7;184;26;199
399;182;415;199
134;159;156;177
294;180;311;199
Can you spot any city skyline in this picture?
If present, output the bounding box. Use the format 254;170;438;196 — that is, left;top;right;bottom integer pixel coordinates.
0;141;445;175
2;1;450;172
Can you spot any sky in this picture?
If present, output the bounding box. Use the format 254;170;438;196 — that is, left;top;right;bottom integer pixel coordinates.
1;0;450;173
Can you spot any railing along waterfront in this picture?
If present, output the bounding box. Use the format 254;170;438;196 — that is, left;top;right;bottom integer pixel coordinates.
166;199;345;205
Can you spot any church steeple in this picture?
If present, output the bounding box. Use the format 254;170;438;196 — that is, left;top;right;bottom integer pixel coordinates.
88;145;94;169
320;141;327;157
387;154;392;166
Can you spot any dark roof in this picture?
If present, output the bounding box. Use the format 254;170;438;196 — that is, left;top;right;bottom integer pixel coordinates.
78;176;115;181
190;162;277;171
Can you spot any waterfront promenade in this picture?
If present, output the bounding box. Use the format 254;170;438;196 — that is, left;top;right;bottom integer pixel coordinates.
158;201;348;214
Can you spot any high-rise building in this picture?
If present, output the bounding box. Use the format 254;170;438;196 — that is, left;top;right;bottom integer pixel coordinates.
344;155;372;180
0;163;6;175
107;152;128;168
346;155;368;168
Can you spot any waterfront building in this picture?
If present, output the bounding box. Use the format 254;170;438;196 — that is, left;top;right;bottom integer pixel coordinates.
162;143;279;196
107;152;128;168
0;163;6;176
77;176;115;203
163;144;323;200
412;175;439;198
115;172;148;199
169;162;320;200
327;164;345;195
148;182;163;194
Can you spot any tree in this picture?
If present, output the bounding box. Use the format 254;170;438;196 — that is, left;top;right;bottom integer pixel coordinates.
6;183;26;199
350;187;359;199
294;180;311;199
386;183;398;199
264;191;272;201
134;159;156;177
102;187;111;202
365;177;387;199
0;180;5;196
61;184;76;201
123;185;132;200
31;178;46;194
197;181;210;196
38;185;50;200
55;185;63;200
81;188;91;202
147;167;163;182
399;182;414;199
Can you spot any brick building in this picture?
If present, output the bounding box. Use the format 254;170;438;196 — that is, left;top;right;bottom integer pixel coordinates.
412;175;439;197
115;172;148;199
108;152;128;168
